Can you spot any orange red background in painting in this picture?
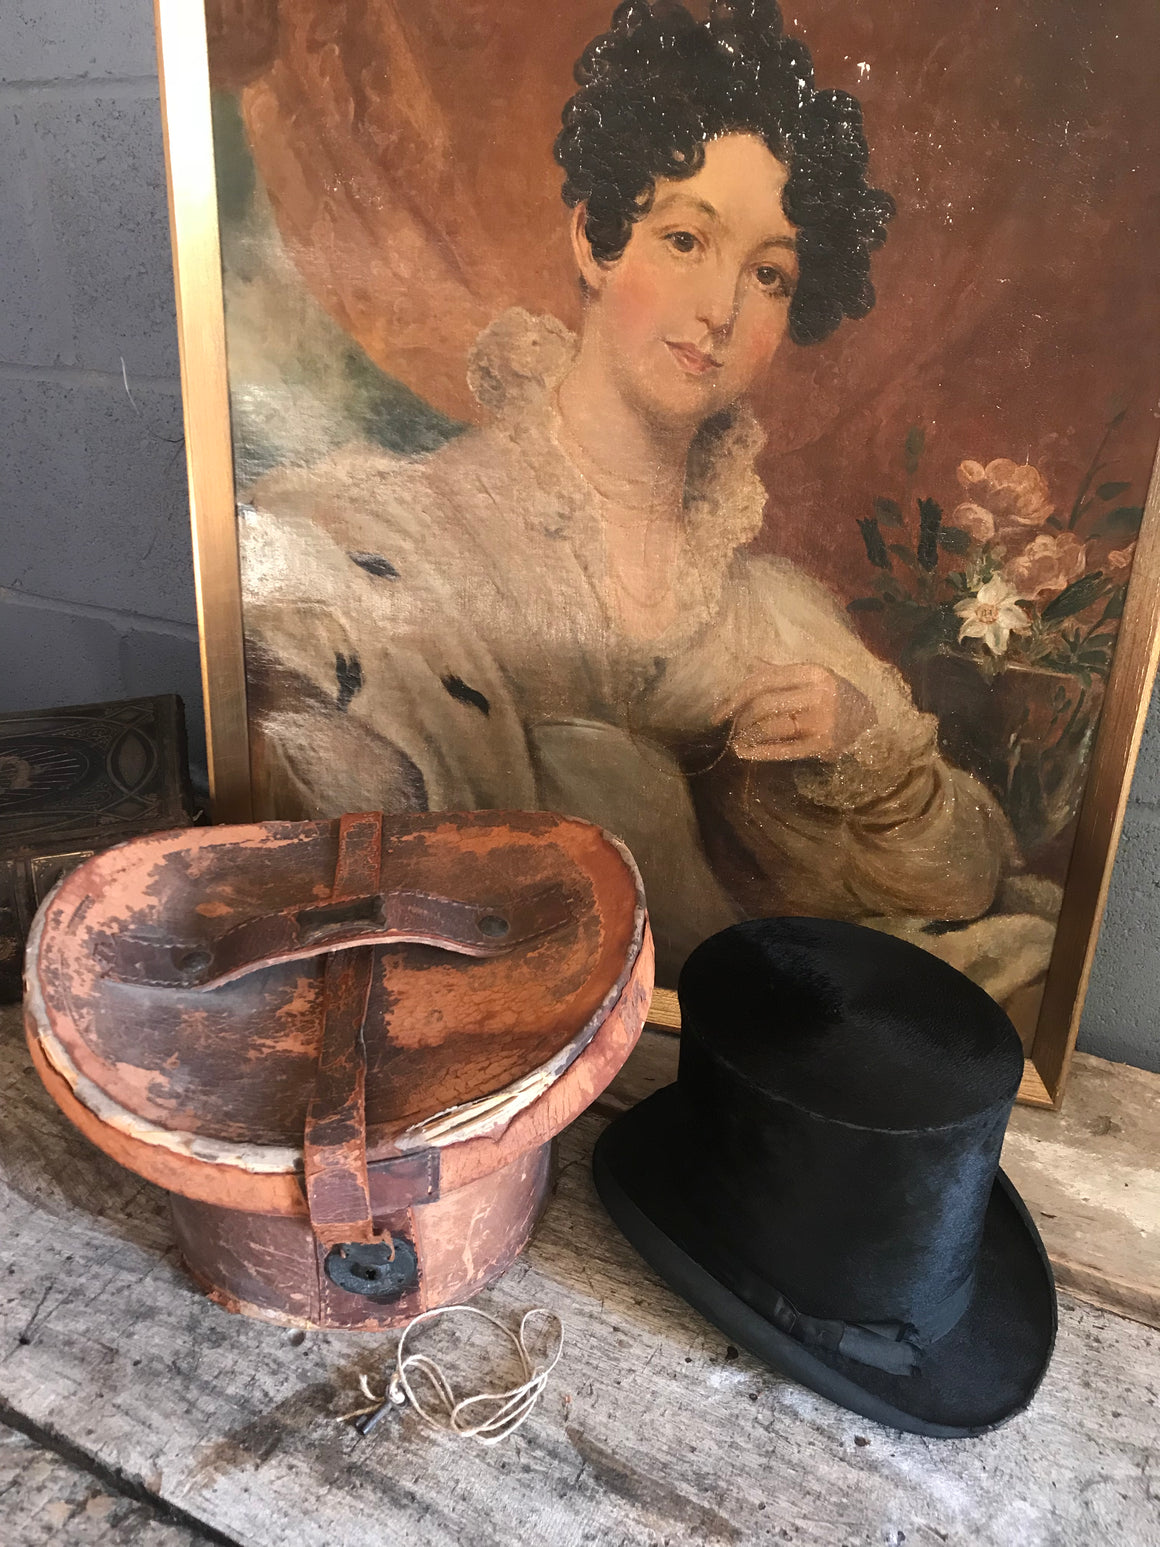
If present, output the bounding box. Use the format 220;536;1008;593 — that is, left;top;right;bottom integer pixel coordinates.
207;0;1160;596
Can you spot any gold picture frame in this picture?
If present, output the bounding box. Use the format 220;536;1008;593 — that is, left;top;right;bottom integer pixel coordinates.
155;0;1160;1108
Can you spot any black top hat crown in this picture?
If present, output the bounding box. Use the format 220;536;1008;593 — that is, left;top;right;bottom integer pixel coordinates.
595;918;1057;1438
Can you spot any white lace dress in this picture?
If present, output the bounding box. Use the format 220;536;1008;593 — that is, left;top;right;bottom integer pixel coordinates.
240;309;1054;1014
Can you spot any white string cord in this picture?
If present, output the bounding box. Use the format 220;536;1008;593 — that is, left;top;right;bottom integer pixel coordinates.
344;1305;564;1446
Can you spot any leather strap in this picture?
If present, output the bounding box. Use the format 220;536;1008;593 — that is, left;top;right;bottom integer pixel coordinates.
89;811;577;1247
301;814;551;1248
304;947;380;1248
303;814;383;1248
92;828;574;991
331;811;384;902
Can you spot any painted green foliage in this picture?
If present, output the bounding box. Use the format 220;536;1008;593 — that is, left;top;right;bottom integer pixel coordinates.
850;417;1143;851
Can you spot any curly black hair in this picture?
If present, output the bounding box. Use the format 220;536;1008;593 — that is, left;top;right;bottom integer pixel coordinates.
554;0;895;346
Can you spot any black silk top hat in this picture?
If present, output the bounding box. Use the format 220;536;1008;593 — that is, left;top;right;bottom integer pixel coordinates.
594;918;1057;1438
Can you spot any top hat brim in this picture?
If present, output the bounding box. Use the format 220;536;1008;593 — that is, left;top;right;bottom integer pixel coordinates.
594;1084;1057;1439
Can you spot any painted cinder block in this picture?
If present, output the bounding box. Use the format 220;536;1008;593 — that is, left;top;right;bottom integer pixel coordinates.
2;0;159;85
0;105;76;368
1078;802;1160;1072
0;602;124;711
1124;674;1160;810
118;625;207;788
7;90;179;379
0;376;193;623
0;600;206;796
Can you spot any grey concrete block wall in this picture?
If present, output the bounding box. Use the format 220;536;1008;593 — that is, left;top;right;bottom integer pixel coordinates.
9;88;181;377
1079;801;1160;1069
1078;675;1160;1071
0;0;204;786
0;0;1156;1069
0;375;192;618
7;0;160;81
0;593;201;718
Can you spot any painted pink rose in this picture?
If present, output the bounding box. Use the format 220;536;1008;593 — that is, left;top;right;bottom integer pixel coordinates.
947;501;996;542
957;458;1054;530
1108;542;1137;572
1003;531;1086;601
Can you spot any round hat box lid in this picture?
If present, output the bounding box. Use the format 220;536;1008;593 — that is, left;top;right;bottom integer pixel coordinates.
24;810;652;1214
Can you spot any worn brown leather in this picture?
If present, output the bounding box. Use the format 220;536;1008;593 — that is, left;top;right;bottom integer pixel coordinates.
31;811;640;1142
92;811;574;991
26;811;652;1328
299;813;569;1247
304;813;381;1248
304;947;378;1247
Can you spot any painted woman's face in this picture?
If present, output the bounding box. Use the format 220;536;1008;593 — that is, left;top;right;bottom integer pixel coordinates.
577;133;799;433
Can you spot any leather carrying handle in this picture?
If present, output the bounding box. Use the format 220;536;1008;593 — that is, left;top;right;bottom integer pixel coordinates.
304;946;380;1248
87;811;575;1249
304;815;384;1248
92;816;574;991
301;814;559;1249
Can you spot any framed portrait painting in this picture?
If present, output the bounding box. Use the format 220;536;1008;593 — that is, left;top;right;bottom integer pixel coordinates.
156;0;1160;1106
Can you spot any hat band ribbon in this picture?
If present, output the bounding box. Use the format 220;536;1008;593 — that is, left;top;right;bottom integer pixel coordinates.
706;1222;978;1377
752;1268;978;1377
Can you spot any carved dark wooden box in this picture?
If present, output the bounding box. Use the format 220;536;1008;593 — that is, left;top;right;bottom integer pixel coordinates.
24;810;652;1330
0;695;197;1001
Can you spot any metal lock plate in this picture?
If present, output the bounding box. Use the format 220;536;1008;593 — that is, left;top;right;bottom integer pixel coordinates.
324;1237;419;1302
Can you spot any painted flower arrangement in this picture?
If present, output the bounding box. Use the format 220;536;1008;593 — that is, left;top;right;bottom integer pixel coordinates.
850;417;1144;851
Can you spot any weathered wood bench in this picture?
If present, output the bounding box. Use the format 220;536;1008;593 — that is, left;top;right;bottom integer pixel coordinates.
2;1006;1157;1546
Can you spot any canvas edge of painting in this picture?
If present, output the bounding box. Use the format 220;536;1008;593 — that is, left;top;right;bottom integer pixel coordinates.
154;0;1160;1108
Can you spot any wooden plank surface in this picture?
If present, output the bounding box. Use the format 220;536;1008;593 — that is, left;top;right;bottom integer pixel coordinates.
609;1030;1160;1329
1002;1051;1160;1328
1;1006;1158;1547
1;1421;215;1546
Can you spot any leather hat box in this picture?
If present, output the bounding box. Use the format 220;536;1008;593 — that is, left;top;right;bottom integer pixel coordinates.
24;810;652;1330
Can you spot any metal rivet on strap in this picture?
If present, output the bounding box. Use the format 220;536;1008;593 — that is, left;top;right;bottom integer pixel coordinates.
174;947;212;976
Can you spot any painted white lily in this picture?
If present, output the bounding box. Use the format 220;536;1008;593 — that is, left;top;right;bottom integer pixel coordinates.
954;576;1032;657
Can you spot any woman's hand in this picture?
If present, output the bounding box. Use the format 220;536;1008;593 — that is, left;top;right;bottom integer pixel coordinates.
716;663;876;761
